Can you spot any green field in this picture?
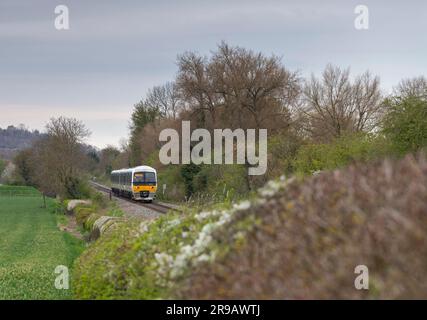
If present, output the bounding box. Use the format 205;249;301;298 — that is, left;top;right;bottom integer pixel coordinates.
0;185;41;197
0;186;85;299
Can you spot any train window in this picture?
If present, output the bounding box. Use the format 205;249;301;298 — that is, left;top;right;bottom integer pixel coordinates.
133;172;156;186
133;172;144;183
145;172;156;183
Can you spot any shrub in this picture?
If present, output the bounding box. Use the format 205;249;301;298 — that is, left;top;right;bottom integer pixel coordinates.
293;133;389;175
64;177;92;199
72;198;259;299
192;167;208;192
382;97;427;155
91;192;108;210
0;159;5;178
178;154;427;299
49;200;67;215
156;166;186;202
192;164;248;202
267;129;304;177
180;163;202;198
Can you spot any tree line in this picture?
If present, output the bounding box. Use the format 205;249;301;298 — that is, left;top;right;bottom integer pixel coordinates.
119;42;426;197
10;42;427;200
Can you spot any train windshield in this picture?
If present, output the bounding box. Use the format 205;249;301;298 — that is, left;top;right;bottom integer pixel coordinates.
133;172;156;185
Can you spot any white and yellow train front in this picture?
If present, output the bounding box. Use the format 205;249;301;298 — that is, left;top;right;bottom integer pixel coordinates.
111;166;157;202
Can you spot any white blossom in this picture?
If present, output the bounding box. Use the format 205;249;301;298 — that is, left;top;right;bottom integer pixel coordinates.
195;210;221;221
233;200;251;211
150;178;297;286
166;218;181;228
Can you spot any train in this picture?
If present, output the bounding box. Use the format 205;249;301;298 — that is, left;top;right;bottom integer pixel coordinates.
110;165;157;202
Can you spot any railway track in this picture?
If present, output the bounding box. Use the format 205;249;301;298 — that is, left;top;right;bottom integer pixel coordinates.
89;181;178;214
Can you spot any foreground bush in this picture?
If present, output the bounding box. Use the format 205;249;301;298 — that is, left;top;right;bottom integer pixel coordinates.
73;154;427;299
73;199;260;299
179;154;427;299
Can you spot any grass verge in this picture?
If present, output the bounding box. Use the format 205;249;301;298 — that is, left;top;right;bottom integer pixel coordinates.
0;188;85;300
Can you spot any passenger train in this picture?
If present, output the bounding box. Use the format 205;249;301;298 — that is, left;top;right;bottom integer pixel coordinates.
111;165;157;202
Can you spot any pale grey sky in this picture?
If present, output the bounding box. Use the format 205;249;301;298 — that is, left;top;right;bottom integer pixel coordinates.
0;0;426;148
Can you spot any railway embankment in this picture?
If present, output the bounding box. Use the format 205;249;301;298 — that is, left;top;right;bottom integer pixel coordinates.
64;183;178;242
72;154;427;299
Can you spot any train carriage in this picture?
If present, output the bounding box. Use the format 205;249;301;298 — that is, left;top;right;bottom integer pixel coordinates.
111;165;157;202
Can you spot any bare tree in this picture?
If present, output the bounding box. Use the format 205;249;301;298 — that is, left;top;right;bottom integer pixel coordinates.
177;51;221;127
176;42;302;190
146;82;182;119
34;117;91;198
302;64;382;141
176;42;301;131
394;76;427;101
352;71;383;132
210;42;300;130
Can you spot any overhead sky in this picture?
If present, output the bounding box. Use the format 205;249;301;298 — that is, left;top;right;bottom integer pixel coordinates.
1;0;426;148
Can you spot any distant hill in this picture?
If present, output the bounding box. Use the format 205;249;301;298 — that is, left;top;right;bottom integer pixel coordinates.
0;125;44;160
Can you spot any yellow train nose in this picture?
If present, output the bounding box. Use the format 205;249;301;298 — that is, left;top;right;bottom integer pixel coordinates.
133;186;157;192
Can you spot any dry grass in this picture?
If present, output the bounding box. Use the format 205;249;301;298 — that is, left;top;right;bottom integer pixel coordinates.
177;154;427;299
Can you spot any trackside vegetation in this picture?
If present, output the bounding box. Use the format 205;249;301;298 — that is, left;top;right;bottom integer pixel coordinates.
73;154;427;299
292;133;391;175
0;159;5;177
73;196;260;299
